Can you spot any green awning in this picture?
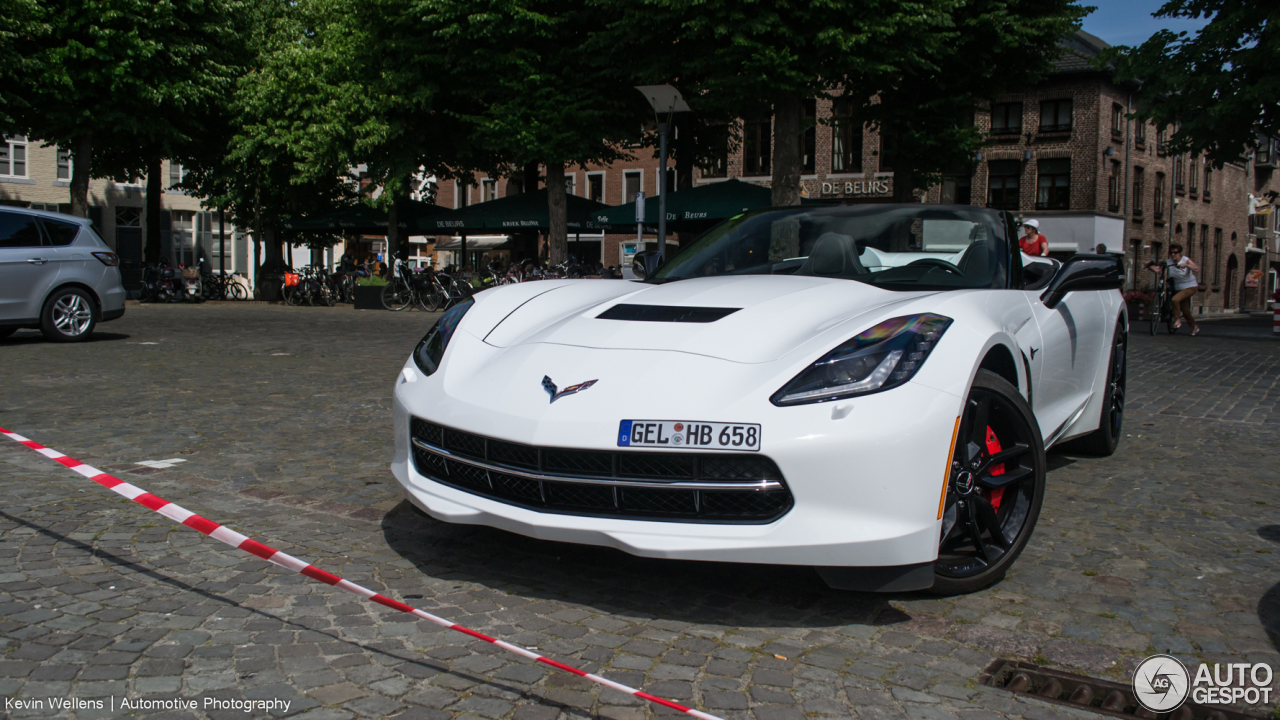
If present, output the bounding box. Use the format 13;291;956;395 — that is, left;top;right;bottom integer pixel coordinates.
282;201;459;235
591;179;827;228
419;188;614;234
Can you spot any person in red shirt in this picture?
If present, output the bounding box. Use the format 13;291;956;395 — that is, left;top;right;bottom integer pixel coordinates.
1018;219;1049;256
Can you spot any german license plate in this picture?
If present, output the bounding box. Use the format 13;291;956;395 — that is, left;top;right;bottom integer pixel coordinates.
617;420;761;451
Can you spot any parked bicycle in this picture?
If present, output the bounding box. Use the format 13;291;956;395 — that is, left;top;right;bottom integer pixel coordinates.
141;260;186;303
283;266;336;307
201;269;249;301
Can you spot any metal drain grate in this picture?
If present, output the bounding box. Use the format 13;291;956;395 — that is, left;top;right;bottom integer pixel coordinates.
980;660;1268;720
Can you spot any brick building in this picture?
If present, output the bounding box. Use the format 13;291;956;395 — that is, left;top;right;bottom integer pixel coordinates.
437;30;1279;311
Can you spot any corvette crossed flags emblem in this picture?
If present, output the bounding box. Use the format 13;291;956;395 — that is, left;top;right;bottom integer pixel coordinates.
542;376;598;404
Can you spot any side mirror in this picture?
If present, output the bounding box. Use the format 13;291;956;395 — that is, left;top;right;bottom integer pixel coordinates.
1040;254;1124;309
632;250;664;280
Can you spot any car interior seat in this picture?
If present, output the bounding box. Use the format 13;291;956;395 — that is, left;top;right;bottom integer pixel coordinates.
797;232;866;278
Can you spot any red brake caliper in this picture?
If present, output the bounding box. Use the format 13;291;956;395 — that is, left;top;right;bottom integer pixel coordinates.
984;426;1005;511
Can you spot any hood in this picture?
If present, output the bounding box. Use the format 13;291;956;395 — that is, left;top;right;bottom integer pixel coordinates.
471;276;935;363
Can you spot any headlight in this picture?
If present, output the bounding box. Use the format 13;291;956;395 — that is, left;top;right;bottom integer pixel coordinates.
771;313;952;406
413;299;474;375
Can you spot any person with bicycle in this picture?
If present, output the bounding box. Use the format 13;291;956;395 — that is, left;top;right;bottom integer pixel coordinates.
1146;242;1201;335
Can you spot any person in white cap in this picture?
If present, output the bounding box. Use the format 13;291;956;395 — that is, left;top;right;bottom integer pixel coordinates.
1019;219;1049;256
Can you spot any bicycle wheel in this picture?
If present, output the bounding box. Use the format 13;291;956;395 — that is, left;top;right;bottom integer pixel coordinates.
423;287;444;312
321;285;335;307
1149;296;1158;336
1165;300;1177;335
230;282;248;301
381;280;413;311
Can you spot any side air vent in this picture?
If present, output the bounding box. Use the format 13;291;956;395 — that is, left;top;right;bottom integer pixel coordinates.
596;304;740;323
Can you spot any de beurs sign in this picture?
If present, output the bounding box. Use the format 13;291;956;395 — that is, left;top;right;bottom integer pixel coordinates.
821;179;892;197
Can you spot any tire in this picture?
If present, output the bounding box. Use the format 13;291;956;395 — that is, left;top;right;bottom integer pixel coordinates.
40;287;98;343
381;280;412;311
1149;296;1158;336
1071;321;1127;456
230;282;247;301
423;287;444;312
932;369;1046;595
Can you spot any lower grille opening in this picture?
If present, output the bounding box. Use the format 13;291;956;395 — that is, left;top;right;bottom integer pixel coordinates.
410;418;793;524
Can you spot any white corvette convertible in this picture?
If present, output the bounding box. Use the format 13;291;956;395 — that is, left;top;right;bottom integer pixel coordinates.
391;204;1126;594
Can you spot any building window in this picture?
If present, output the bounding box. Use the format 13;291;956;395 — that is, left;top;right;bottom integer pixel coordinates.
1154;173;1166;218
1156;127;1168;154
1111;103;1125;138
801;99;817;174
986;160;1021;210
1135;120;1146;147
990;102;1022;136
168;162;184;189
587;173;604;203
879;131;897;173
1036;159;1070;210
454;180;469;209
563;175;576;196
1108;160;1121;212
1;135;27;177
1188;156;1198;194
1213;229;1222;285
830;97;862;174
742;117;771;176
623;170;642;202
1201;226;1209;269
1186;223;1195;259
56;148;72;180
664;167;677;194
481;178;496;202
1039;99;1072;132
1203;166;1211;199
1132;166;1144;217
1174;156;1185;192
940;176;972;205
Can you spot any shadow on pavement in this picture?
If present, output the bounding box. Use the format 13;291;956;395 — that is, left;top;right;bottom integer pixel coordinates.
1260;525;1280;653
381;501;913;631
0;330;130;345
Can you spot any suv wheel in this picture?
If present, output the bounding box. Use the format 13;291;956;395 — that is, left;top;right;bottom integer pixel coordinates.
41;287;97;342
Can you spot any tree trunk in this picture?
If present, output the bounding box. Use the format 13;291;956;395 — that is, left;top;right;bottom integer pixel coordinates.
69;134;93;218
144;158;163;264
771;96;803;206
546;161;567;265
892;158;917;203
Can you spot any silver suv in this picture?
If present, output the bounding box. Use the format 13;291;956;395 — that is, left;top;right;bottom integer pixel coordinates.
0;207;126;342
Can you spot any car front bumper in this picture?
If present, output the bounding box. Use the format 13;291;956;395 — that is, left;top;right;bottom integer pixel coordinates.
389;341;965;568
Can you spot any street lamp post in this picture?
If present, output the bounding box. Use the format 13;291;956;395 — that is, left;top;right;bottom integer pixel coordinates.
635;85;690;260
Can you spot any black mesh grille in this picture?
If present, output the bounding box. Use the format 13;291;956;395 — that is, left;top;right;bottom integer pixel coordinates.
410;418;792;524
489;440;538;470
619;488;698;516
618;453;694;479
544;449;613;477
443;428;486;460
492;473;542;502
702;455;780;481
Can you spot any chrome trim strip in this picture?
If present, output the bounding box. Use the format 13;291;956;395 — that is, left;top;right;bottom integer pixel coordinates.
1044;396;1091;449
411;437;782;492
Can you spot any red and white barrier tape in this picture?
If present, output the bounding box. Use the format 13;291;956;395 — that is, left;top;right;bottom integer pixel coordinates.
0;427;725;720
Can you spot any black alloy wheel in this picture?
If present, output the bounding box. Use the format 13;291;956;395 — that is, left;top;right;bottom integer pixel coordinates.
1071;321;1127;456
933;370;1046;595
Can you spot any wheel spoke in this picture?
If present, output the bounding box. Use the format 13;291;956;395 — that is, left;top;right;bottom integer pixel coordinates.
971;497;1010;550
977;465;1033;489
961;501;991;564
979;443;1030;474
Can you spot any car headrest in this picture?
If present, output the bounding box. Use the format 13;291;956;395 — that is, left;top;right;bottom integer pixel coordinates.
799;232;864;278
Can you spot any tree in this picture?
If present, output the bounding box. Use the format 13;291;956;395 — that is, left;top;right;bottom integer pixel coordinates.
421;0;647;264
609;0;960;206
0;0;40;130
1106;0;1279;165
852;0;1089;202
11;0;243;218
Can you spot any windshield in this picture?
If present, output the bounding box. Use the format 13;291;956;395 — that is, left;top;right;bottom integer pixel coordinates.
649;204;1009;290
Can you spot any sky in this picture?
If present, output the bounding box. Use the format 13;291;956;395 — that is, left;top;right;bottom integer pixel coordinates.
1081;0;1211;47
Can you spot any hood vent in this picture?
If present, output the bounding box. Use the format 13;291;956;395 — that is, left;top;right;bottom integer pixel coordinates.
596;304;740;323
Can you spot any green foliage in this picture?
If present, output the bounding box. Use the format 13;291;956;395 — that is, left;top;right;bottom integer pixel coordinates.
851;0;1091;198
356;275;388;286
11;0;244;174
0;0;40;129
1106;0;1279;166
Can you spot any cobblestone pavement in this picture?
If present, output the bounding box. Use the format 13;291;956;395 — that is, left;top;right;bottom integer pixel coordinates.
1;303;1277;720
